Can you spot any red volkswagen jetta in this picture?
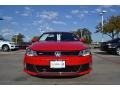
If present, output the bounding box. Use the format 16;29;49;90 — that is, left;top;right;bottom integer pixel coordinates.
24;32;92;77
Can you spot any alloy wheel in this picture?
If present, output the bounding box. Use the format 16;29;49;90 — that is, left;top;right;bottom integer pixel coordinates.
2;45;9;51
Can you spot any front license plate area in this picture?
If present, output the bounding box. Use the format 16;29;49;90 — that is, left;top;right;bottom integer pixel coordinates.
50;61;65;69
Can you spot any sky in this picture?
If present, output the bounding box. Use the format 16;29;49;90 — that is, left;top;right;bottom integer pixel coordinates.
0;5;120;42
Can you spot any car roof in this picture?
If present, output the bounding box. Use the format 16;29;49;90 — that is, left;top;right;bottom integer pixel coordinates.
43;31;73;34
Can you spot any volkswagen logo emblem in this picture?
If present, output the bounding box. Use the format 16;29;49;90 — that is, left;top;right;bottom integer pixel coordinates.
54;51;61;57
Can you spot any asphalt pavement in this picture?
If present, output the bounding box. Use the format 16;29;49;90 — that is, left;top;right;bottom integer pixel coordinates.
0;49;120;85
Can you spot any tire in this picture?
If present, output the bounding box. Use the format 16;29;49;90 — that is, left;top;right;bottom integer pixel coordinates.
116;47;120;56
2;45;10;52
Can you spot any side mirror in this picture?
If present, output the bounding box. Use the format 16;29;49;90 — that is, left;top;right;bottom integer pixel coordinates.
31;37;39;43
80;38;86;43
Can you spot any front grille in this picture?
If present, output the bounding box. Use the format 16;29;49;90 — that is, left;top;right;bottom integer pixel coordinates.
26;63;89;73
35;65;80;72
36;51;79;56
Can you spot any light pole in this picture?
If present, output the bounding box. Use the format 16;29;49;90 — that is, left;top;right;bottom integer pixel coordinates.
100;10;107;42
16;35;18;44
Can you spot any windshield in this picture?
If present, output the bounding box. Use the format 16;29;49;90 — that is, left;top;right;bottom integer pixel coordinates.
39;32;79;41
108;38;120;43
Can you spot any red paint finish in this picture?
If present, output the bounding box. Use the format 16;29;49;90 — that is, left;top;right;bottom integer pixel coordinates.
24;69;91;77
24;32;92;77
29;41;88;51
24;55;92;66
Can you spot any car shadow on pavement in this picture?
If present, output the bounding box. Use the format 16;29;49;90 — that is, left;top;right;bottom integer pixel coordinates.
32;74;87;79
34;76;78;79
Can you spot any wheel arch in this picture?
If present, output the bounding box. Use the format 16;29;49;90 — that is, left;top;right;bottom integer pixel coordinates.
2;44;10;50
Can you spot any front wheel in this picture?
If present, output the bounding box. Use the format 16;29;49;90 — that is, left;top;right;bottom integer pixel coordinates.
2;45;10;51
116;47;120;56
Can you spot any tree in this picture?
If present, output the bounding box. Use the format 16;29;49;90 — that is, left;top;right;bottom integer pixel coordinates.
96;15;120;39
11;33;25;45
74;28;92;44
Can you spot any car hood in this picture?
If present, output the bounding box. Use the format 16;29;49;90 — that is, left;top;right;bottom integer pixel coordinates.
0;40;15;44
29;41;89;51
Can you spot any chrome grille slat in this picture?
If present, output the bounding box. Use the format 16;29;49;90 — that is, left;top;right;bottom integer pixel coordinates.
36;51;79;56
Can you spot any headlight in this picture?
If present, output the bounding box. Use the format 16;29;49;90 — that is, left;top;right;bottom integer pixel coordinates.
107;43;116;48
9;43;15;45
26;48;37;56
107;43;112;46
78;48;91;56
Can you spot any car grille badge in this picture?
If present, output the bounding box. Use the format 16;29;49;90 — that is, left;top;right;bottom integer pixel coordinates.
54;51;61;57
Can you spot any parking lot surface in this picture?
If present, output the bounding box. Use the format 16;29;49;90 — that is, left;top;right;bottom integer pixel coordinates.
0;49;120;85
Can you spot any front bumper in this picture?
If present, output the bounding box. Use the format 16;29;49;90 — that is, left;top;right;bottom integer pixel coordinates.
24;55;92;76
10;45;19;50
100;45;108;51
100;46;116;52
100;43;117;52
24;68;91;77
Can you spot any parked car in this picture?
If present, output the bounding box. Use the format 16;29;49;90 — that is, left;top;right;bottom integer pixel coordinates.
90;42;100;49
19;42;31;50
0;39;19;51
100;38;120;55
24;32;92;77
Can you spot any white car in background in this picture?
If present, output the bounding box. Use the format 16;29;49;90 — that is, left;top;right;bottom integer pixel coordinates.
0;39;18;51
